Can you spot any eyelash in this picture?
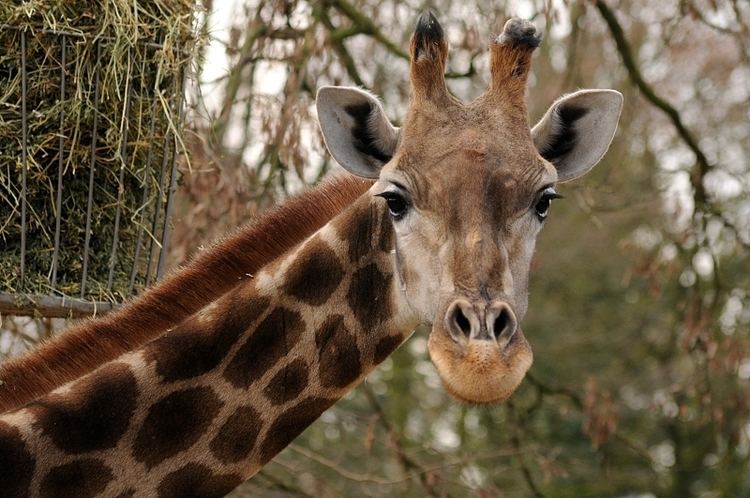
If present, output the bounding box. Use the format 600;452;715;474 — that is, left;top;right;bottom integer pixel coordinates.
376;191;410;221
534;187;563;220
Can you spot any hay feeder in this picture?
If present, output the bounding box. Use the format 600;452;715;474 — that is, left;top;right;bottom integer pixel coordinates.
0;2;195;318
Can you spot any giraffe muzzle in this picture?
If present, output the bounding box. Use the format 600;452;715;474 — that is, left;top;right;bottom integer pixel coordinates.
427;297;533;404
444;299;518;348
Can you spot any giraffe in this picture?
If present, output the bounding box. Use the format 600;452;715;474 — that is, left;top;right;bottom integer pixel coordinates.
0;13;622;497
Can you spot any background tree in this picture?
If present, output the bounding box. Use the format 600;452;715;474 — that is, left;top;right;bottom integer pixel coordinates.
2;0;749;496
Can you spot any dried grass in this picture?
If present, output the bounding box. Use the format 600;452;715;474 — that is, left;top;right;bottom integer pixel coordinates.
0;0;195;306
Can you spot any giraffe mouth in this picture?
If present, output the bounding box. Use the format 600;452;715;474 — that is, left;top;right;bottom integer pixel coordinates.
426;324;533;404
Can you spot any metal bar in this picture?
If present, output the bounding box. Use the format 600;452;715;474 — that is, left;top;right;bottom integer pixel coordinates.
81;39;102;298
156;65;188;280
145;141;169;286
144;117;172;287
128;32;165;294
51;34;66;288
106;48;133;291
20;30;28;289
128;97;159;294
0;292;116;319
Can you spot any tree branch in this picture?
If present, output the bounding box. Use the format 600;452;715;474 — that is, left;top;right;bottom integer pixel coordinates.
315;5;366;87
362;384;442;497
593;0;711;207
329;0;410;60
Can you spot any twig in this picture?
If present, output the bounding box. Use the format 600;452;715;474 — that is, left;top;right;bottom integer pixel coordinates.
316;6;366;87
507;402;547;498
362;384;442;497
328;0;410;60
593;0;711;207
288;443;396;484
255;468;315;497
525;371;583;409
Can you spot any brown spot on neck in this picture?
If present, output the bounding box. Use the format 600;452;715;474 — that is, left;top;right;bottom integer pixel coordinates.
144;290;270;383
223;307;305;390
156;463;242;498
283;236;344;305
258;396;338;465
348;263;394;331
39;459;113;498
209;405;263;464
315;315;362;389
263;358;310;405
27;362;137;454
0;422;35;498
132;386;223;469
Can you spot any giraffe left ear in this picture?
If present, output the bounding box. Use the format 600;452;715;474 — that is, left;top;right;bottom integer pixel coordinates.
532;89;623;182
317;86;399;179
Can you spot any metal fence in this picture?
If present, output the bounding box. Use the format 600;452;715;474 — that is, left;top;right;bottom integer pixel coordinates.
0;25;187;318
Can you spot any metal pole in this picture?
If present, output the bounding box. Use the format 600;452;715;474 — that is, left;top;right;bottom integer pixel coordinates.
51;34;67;288
19;30;28;288
81;39;102;298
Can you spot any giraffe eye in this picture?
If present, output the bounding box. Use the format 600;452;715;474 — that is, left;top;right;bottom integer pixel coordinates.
534;188;562;221
376;191;410;221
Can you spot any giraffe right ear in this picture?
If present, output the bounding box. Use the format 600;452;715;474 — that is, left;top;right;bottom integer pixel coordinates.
317;86;399;179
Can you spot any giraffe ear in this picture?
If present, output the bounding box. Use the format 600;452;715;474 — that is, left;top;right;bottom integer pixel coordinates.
532;89;623;182
317;86;399;179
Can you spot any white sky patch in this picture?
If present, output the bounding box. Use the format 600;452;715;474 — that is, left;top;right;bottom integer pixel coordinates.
738;358;750;380
199;0;246;114
433;416;461;451
692;249;714;278
460;464;486;489
254;61;287;95
649;441;676;471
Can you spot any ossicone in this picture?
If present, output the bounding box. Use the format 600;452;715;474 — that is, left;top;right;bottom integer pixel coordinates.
409;10;450;104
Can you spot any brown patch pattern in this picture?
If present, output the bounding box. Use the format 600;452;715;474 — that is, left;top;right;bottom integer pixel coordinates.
283;237;344;305
347;263;393;331
333;200;378;263
315;315;362;388
132;386;223;468
259;396;337;464
209;405;262;464
223;307;304;390
263;358;309;405
377;208;394;251
145;294;270;382
0;422;35;498
39;459;113;498
157;463;242;498
373;335;405;365
28;362;137;454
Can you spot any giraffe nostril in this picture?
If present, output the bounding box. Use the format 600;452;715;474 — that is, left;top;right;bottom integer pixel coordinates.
493;310;509;339
454;307;472;338
490;304;517;343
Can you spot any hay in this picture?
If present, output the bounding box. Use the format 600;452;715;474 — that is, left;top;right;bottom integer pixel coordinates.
0;0;195;306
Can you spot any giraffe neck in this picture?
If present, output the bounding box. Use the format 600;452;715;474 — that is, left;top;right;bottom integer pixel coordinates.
0;188;418;497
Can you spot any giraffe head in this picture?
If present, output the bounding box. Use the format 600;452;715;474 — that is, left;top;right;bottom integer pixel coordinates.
317;12;622;404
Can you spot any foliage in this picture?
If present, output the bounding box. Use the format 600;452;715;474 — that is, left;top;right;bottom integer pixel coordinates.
3;0;750;496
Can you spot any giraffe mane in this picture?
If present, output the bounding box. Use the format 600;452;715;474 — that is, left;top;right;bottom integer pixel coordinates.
0;175;373;413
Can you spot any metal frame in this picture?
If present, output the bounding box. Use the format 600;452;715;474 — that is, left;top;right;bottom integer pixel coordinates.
1;25;188;318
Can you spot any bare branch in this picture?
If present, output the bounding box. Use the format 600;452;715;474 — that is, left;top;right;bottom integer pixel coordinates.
362;384;442;497
329;0;410;60
593;0;712;207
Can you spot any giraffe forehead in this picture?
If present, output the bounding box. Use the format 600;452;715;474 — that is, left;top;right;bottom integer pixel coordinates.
391;152;547;223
